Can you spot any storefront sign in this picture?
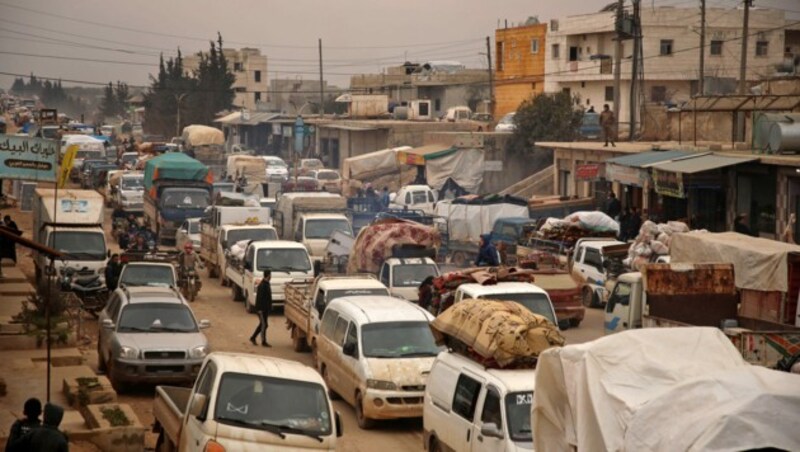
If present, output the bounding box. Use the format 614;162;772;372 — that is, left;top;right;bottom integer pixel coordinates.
576;163;605;180
605;163;647;187
653;169;685;198
0;134;57;182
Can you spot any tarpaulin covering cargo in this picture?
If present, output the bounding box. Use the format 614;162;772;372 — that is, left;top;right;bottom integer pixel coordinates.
143;152;211;192
346;218;440;274
429;266;538;314
436;196;529;242
532;327;800;452
181;124;224;147
430;299;564;368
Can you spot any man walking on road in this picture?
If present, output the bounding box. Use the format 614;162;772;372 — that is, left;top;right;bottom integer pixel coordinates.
600;104;616;147
250;270;272;347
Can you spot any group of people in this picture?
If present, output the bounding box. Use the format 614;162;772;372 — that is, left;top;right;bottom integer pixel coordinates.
6;398;68;452
356;184;391;210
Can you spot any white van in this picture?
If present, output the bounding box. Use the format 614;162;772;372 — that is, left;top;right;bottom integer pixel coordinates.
454;282;560;328
316;296;439;429
424;351;535;452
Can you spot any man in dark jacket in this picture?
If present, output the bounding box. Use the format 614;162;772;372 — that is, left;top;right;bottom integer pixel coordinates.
475;234;500;267
605;192;621;220
5;398;41;452
105;254;122;292
15;403;68;452
250;271;272;347
0;215;22;278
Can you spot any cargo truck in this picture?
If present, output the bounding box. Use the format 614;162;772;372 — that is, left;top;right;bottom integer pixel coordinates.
273;192;352;263
33;189;108;284
199;203;274;280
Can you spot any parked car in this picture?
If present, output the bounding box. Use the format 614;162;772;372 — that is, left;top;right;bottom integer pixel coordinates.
175;218;201;252
423;350;535;452
569;239;629;308
311;169;342;193
97;286;211;391
316;296;439;429
495;112;516;132
579;112;602;140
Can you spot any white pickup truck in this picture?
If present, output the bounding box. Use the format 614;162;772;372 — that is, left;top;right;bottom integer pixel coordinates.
453;282;565;329
378;257;440;301
199;204;273;280
153;352;342;451
226;240;315;312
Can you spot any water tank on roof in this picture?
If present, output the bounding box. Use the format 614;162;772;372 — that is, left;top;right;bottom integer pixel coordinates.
768;120;800;153
393;106;409;120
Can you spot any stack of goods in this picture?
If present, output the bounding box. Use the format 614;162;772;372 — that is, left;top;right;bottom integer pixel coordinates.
346;218;440;274
431;299;565;368
430;267;537;314
538;211;619;245
229;240;249;261
625;220;697;270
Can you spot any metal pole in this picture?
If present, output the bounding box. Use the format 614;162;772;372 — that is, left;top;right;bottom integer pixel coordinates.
613;0;624;138
486;36;494;116
699;0;706;95
46;177;59;402
738;0;752;95
629;0;641;141
319;39;324;118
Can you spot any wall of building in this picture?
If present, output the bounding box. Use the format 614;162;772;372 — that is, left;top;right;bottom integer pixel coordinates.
494;23;547;117
184;48;268;111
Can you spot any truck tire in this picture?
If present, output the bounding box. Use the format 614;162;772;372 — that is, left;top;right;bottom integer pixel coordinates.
355;392;376;429
582;286;599;308
291;327;308;352
97;344;106;372
569;318;582;328
231;284;244;302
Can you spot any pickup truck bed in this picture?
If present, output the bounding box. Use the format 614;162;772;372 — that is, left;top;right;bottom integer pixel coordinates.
285;282;312;352
153;385;191;447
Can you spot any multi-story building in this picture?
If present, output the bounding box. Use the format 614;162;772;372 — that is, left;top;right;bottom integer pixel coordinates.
267;78;343;114
544;7;789;131
184;47;268;110
350;62;489;118
494;20;547;118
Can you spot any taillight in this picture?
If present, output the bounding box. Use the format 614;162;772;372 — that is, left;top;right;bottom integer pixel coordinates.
204;440;226;452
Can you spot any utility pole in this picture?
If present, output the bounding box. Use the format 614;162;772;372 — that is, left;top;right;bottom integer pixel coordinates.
613;0;624;138
738;0;752;94
318;38;324;118
629;0;641;140
174;93;189;138
699;0;706;95
486;36;495;117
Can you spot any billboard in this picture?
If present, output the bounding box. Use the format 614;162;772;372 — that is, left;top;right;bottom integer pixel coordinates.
0;134;58;182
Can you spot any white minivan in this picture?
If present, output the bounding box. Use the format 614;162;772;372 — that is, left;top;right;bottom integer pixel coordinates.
424;351;535;452
315;296;439;429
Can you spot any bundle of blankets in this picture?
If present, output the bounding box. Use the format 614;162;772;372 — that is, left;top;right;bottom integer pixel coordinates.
624;220;705;270
538;211;619;246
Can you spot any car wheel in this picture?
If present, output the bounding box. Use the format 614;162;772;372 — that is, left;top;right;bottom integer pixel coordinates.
231;284;244;302
430;437;444;452
582;287;598;308
355;392;375;429
310;340;319;370
321;365;340;400
451;251;467;268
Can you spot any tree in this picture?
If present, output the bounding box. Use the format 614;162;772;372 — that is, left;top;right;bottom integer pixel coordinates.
10;77;25;94
100;82;118;118
508;92;584;151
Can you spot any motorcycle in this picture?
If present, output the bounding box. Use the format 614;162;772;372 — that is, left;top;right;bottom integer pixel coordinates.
60;267;108;317
180;267;202;302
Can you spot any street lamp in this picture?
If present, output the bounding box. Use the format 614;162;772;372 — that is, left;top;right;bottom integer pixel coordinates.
175;93;189;138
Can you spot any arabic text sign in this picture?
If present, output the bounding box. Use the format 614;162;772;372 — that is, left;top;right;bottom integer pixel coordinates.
0;134;58;182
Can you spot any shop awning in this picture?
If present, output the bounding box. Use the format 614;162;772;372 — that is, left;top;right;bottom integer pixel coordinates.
606;150;692;168
650;154;759;174
396;144;457;166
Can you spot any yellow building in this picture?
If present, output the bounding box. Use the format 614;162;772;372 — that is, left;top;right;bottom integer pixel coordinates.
494;22;547;118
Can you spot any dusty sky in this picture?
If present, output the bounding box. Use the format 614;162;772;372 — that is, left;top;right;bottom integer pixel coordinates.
0;0;797;90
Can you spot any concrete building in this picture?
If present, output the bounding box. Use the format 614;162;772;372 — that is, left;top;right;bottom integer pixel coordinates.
184;48;268;111
350;62;490;118
494;20;548;118
267;78;344;115
544;7;790;133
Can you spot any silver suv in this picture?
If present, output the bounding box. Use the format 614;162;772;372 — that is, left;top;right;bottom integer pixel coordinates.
98;286;210;391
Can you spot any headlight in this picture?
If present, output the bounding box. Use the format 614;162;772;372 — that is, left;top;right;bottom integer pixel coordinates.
190;345;209;359
98;266;106;276
366;379;396;390
119;346;138;359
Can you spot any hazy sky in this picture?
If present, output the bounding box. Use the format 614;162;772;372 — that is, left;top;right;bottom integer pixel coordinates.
0;0;797;90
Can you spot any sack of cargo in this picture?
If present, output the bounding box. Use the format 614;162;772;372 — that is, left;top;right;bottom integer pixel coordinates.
347;218;440;274
565;211;619;234
431;299;564;368
229;240;249;260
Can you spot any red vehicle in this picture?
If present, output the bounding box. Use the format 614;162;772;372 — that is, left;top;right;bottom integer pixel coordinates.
531;269;585;327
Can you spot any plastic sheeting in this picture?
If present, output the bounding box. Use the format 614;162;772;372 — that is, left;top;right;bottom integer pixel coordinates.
143;153;210;191
425;148;484;193
181;125;224;147
532;328;800;452
346;218;440;274
341;146;411;180
435;199;528;242
670;231;800;292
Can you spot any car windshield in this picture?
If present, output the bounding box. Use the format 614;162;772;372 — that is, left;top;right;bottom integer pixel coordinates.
120;265;175;287
121;177;144;190
161;189;209;209
215;372;332;437
305;219;351;239
267;160;287;168
48;231;106;260
500;113;515;124
325;288;389;303
187;221;200;234
478;293;556;325
226;228;277;248
316;171;339;180
42;128;59;139
117;303;197;332
505;392;533;443
361;321;440;358
392;264;438;287
256;249;311;272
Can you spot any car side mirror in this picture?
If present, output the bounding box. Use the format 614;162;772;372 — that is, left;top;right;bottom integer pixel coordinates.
198;319;211;329
188;393;207;418
335;411;343;437
480;422;504;439
343;342;357;358
558;319;570;330
101;319;115;330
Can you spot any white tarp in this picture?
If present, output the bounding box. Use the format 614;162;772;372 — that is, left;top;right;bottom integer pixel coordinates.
435;200;528;242
425;147;484;193
532;328;773;452
181;124;224;147
341;146;411;180
670;231;800;292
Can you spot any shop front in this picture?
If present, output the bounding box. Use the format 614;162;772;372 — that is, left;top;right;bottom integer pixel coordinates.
604;150;692;215
575;163;607;206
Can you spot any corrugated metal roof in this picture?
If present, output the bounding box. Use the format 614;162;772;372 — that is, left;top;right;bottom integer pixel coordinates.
606;150;692;168
651;154;758;174
322;124;381;131
215;111;282;125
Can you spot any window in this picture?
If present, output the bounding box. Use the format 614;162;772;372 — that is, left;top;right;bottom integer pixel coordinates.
605;86;614;102
320;310;339;338
660;40;674;56
193;362;217;419
496;41;504;71
480;388;503;427
427;191;435;203
583;248;603;271
332;317;349;345
234;87;246;93
380;264;390;286
569;46;579;62
710;40;723;56
233;62;243;71
412;191;429;204
254;70;261;82
561;87;571;97
434;98;441;112
756;40;769;57
405;192;412;204
254;92;261;102
452;375;482;421
344;324;358;349
651;85;667;103
551;44;560;60
531;38;540;54
606;281;632;312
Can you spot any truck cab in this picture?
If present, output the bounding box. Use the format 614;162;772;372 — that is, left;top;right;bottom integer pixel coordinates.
294;213;353;263
454;282;561;328
570;238;629;308
378;257;440;301
389;185;437;215
603;272;644;335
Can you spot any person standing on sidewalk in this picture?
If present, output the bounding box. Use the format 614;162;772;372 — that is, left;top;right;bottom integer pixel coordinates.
0;214;22;278
600;104;616;147
5;398;42;452
249;271;272;347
